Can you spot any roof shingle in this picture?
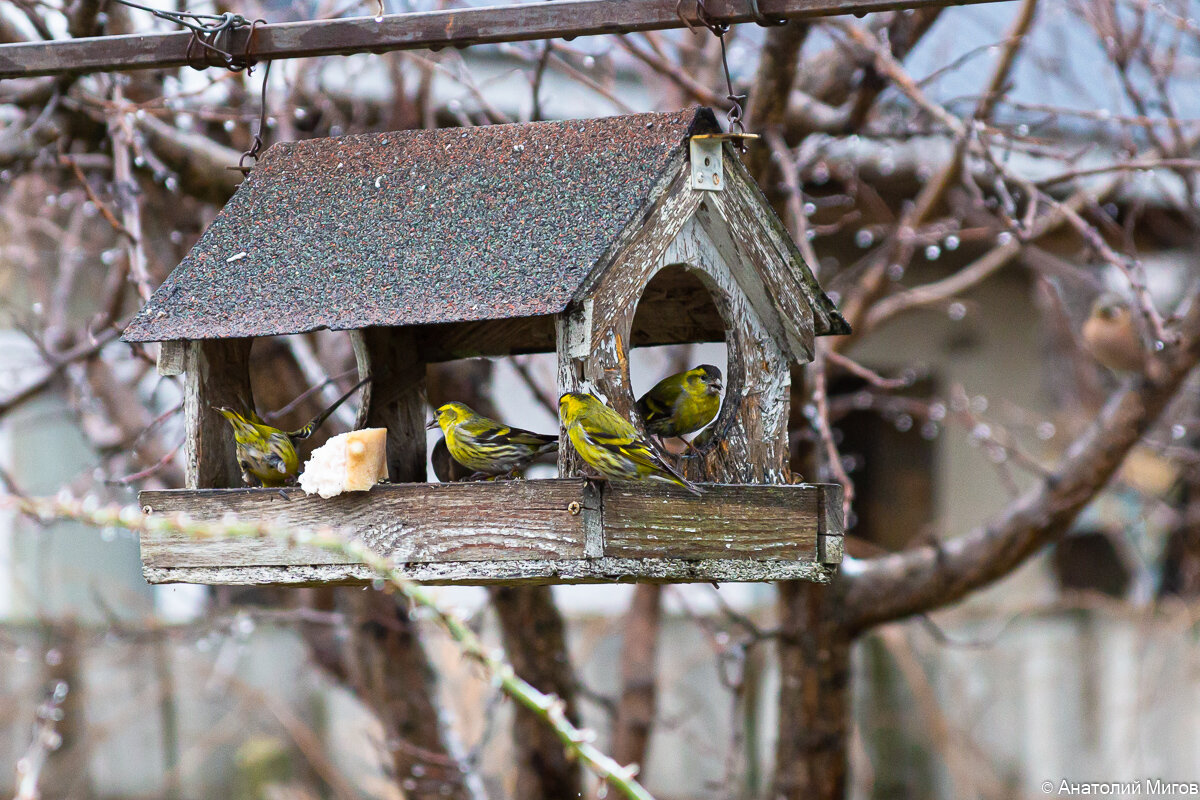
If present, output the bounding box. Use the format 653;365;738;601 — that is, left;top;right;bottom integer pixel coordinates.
123;108;720;343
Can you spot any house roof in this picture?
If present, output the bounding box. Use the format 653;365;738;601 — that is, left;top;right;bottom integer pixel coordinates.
123;108;846;343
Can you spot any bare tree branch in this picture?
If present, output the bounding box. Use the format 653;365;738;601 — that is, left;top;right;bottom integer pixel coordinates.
841;292;1200;631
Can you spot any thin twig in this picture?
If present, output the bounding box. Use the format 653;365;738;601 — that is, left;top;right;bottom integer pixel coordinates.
113;440;182;484
107;90;154;302
1034;158;1200;188
765;128;820;274
9;495;659;800
13;682;69;800
510;357;557;417
824;350;912;391
58;154;135;241
279;338;358;429
812;346;854;519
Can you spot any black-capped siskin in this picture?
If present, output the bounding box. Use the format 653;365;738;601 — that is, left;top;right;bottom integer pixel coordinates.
427;401;558;479
218;377;371;487
559;391;702;495
636;364;723;440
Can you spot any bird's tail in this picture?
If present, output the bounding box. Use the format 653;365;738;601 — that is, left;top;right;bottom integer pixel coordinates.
291;376;372;440
657;456;703;496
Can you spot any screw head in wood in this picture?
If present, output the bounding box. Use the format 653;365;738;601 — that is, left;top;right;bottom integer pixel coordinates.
142;505;153;515
567;501;581;515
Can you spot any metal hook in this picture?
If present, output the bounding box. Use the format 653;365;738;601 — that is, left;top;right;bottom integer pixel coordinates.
238;53;272;173
747;0;787;26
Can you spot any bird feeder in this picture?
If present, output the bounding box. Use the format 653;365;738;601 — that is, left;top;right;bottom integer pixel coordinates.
123;108;848;586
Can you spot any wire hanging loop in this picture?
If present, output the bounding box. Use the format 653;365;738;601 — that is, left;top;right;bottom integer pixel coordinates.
109;1;270;172
237;21;271;172
184;12;252;69
687;0;748;145
110;0;251;68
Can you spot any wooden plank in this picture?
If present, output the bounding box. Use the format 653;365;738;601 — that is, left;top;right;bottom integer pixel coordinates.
569;164;703;427
720;153;835;341
183;338;253;489
704;161;816;363
138;479;842;584
143;558;838;586
556;302;593;478
415;316;557;362
140;480;591;568
602;481;821;559
156;340;185;376
818;482;845;564
357;327;426;483
657;214;794;484
0;0;1011;80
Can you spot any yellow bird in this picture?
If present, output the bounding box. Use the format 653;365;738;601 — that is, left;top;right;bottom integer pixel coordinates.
427;401;558;479
1082;293;1144;373
218;377;370;487
558;391;702;495
636;364;723;440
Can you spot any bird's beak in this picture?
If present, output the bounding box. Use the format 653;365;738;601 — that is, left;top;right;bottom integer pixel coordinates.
425;418;439;430
711;382;723;395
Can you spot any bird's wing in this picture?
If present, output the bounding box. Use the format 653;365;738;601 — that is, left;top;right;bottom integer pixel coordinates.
463;419;514;442
503;429;559;449
622;438;683;474
637;392;674;424
586;427;665;468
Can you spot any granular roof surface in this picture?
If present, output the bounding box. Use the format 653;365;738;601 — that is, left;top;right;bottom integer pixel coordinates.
123;108;720;342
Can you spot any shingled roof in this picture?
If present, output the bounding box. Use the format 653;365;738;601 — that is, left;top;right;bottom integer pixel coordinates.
123;108;845;343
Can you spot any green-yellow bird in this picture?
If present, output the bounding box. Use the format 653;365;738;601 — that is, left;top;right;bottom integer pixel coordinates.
636;364;723;440
217;377;370;487
558;392;702;495
427;401;558;479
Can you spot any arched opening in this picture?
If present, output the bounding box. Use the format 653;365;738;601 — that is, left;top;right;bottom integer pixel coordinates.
628;265;730;455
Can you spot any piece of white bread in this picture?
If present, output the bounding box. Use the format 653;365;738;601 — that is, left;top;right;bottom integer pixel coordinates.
298;428;388;498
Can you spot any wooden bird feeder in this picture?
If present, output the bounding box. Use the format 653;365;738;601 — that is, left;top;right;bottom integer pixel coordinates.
123;108;849;586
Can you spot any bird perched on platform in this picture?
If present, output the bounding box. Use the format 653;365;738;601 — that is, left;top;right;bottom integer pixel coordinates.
431;435;473;482
636;364;723;441
559;391;702;495
217;377;371;488
1082;292;1145;374
427;401;558;479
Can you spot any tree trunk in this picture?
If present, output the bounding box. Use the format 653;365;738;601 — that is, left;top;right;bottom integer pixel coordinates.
489;585;583;800
345;590;474;800
772;581;851;800
610;584;663;771
40;620;95;799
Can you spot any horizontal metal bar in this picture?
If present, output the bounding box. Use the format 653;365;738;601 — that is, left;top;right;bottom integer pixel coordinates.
0;0;1008;80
